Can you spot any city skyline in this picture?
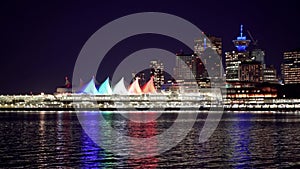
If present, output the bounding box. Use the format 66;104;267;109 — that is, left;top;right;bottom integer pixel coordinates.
1;1;300;94
2;2;300;168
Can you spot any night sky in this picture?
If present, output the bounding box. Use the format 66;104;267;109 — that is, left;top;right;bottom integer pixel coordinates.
0;1;299;94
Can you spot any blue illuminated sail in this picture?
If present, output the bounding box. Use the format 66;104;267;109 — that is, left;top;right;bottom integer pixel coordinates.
77;78;99;95
98;78;113;95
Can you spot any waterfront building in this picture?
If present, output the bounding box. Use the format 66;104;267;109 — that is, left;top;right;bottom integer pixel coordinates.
56;77;72;93
282;49;300;84
225;82;277;100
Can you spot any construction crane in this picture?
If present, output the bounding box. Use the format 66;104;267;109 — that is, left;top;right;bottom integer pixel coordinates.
247;30;258;47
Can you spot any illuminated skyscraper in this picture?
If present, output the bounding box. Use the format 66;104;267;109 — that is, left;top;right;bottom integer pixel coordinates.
174;52;198;80
173;52;204;92
226;51;250;81
195;35;222;56
282;49;300;84
226;25;252;81
194;35;222;78
150;60;164;90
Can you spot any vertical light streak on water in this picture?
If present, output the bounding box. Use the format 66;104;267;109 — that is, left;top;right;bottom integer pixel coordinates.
101;111;117;167
230;113;252;168
127;112;159;168
80;112;103;168
55;113;72;165
37;112;46;167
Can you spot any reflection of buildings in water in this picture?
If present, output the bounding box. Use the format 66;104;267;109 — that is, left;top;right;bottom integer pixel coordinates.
37;112;46;167
195;117;233;168
273;119;286;165
258;116;291;166
228;114;252;168
127;112;158;168
98;112;118;167
55;113;71;165
80;112;104;168
80;129;103;168
80;111;122;168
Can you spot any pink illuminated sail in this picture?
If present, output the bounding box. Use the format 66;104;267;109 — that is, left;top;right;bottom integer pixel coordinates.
142;76;156;94
128;78;142;94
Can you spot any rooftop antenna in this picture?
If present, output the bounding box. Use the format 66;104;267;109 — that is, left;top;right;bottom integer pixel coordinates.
240;24;243;37
247;30;258;47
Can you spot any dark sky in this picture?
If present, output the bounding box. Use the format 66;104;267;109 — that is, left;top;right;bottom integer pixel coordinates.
0;1;299;94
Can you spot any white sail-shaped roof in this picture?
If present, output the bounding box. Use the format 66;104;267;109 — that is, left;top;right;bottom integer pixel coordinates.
77;78;99;95
113;77;128;95
98;78;113;95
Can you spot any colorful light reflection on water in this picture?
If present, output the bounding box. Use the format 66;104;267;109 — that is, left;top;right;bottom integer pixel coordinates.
1;111;300;168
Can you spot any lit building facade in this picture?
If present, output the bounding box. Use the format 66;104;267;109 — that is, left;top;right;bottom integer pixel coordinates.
226;51;250;81
282;50;300;84
263;65;278;84
150;60;164;90
239;61;263;83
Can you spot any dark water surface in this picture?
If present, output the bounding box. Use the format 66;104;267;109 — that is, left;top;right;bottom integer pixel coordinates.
1;111;300;168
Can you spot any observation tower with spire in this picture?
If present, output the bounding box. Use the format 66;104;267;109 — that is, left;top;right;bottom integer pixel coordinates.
232;25;251;52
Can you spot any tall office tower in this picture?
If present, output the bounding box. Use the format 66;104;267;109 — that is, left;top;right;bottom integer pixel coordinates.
194;35;222;78
174;52;198;80
282;49;300;84
239;61;263;83
226;51;250;81
226;25;251;81
263;65;278;84
173;52;205;92
150;60;164;90
251;48;265;67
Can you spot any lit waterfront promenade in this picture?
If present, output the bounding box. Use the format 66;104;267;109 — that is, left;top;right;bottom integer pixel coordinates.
1;93;300;111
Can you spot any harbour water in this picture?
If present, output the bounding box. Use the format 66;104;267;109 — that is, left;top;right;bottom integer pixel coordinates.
1;111;300;168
